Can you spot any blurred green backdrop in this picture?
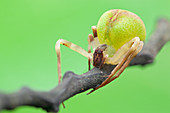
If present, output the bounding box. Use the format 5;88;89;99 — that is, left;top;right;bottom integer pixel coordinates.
0;0;170;113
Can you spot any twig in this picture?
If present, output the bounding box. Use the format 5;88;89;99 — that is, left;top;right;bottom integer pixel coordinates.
0;18;170;113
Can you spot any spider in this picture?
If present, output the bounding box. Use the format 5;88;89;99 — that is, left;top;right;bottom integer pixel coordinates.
55;9;146;96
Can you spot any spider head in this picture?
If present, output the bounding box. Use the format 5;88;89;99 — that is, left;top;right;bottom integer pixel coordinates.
93;44;107;68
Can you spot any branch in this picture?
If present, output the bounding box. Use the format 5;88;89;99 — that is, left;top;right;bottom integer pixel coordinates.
0;18;170;113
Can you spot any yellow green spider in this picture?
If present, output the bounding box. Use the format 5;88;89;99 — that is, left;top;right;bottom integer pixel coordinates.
55;9;146;95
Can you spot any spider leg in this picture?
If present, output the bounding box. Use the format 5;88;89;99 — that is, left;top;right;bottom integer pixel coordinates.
87;37;143;95
55;39;93;108
89;26;101;50
87;48;133;94
106;41;143;85
92;26;97;38
55;39;92;83
88;34;94;70
87;26;99;70
105;37;140;65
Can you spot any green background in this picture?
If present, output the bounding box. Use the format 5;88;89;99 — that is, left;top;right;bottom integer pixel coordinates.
0;0;170;113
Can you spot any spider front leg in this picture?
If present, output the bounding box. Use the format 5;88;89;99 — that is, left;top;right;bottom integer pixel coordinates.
87;37;144;95
55;39;92;83
55;39;92;108
104;41;143;85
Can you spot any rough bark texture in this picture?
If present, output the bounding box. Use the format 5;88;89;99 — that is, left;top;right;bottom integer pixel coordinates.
0;18;170;113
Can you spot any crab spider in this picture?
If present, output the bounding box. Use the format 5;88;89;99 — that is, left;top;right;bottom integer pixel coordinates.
55;25;143;93
55;9;146;98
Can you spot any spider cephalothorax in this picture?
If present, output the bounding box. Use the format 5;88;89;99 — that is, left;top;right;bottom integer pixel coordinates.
93;44;107;68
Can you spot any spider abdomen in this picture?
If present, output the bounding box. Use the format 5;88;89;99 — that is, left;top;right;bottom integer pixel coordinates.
97;9;146;51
